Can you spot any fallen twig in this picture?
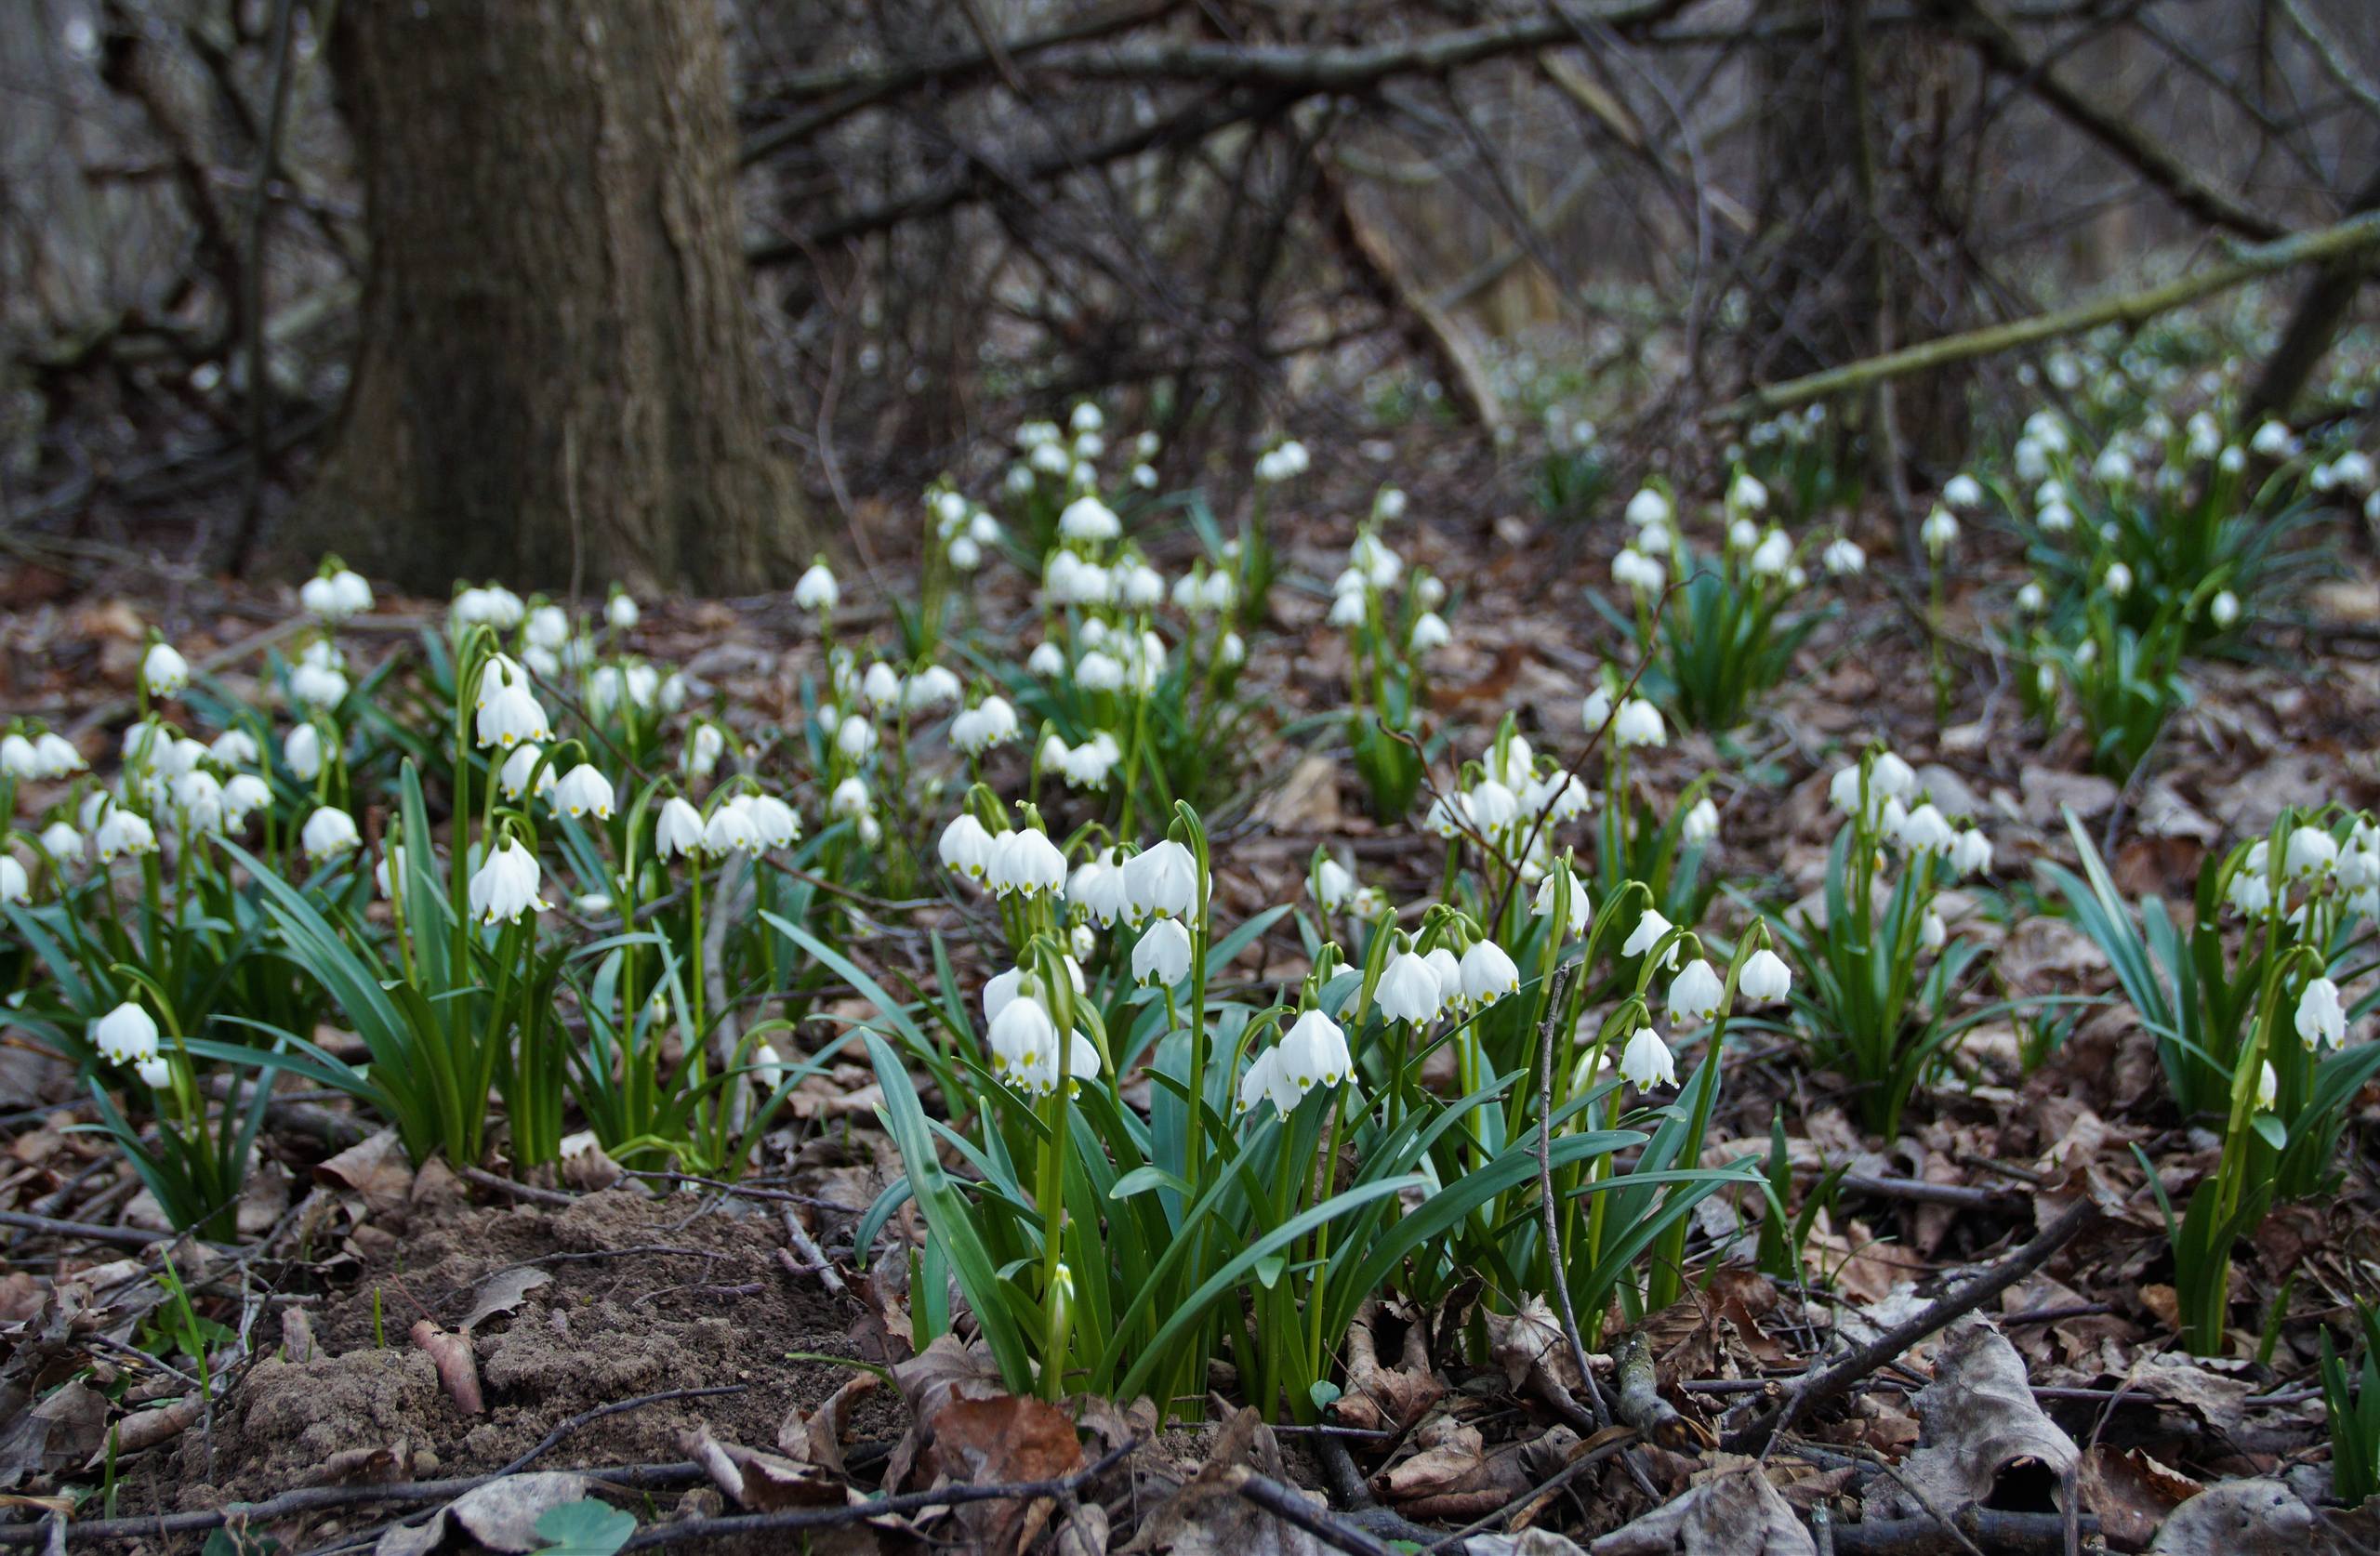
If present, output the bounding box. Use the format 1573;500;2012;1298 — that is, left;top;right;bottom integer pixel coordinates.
780;1207;847;1296
1231;1470;1402;1556
1722;1200;2102;1455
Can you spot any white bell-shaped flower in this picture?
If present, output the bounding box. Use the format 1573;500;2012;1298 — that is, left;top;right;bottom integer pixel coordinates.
1237;1047;1304;1117
746;794;800;851
1620;1026;1676;1089
0;857;27;904
94;807;158;863
655;796;706;861
1682;798;1719;848
1739;949;1793;1003
940;813;994;880
2296;976;2347;1050
1613;699;1665;748
1665;958;1726;1026
34;732;84;777
93;1002;162;1066
301;806;360;862
1376;950;1443;1024
1622;908;1680;969
499;744;554;801
474;660;552;750
704;800;760;855
142;642;190;697
469;837;550;925
553;764;615;820
1132;918;1193;988
991;828;1067;898
1280;1009;1354;1089
1059;495;1121;542
1459;940;1520;1008
795;561;840;612
1120;840;1198;922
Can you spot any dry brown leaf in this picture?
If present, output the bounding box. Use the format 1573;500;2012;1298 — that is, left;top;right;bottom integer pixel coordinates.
1330;1298;1446;1432
780;1370;879;1474
1587;1457;1818;1555
931;1392;1084;1552
2079;1444;2202;1549
2148;1477;2319;1554
684;1425;847;1510
409;1321;483;1415
315;1127;416;1221
375;1470;592;1556
1862;1318;2076;1523
0;1378;107;1487
1117;1407;1321;1556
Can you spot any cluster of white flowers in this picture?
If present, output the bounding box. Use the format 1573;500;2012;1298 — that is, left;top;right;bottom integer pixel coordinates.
1826;748;1992;876
1328;511;1448;658
1238;1009;1354;1117
299;563;375;623
984;963;1101;1096
929;485;1004;573
451;583;527;632
1616;945;1793;1090
1252;439;1310;485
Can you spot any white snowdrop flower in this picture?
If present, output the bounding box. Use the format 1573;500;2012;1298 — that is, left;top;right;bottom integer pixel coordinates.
1896;802;1956;854
1377;949;1444;1024
1665;958;1726;1026
551;764;615;821
683;722;726;781
2296;976;2347;1050
1749;530;1792;577
1950;828;1994;877
2102;561;2134;599
1353;534;1403;587
1280;1009;1354;1090
1425;791;1474;840
499;743;554;801
170;771;225;834
1739;948;1792;1003
1919;909;1947;953
1328;592;1367;628
1077;651;1124;692
1581;687;1614;732
1625;487;1671;528
1375;484;1408;521
986;988;1057;1085
299;573;341;620
474;660;551;750
704;799;760;855
301;806;360;862
794;560;840;613
0;856;26;904
2037;499;2075;535
1622;908;1680;969
135;1055;171;1088
1026;640;1068;679
1120;839;1198;922
605;592;640;631
33;732;84;777
469;837;550;925
142;642;190;698
1218;631;1246;667
1727;517;1761;552
2285;825;2339;879
2211;590;2241;628
1871;751;1917;799
1532;865;1590;921
0;734;34;777
206;729;258;768
1067;851;1128;927
745;793;800;851
1059;495;1121;542
2331;451;2375;492
835;715;878;760
2250;420;2297;459
1620;1026;1676;1090
38;821;83;864
939;813;995;880
859;662;903;713
1060;740;1114;791
991;828;1067;899
1070;402;1104;435
1920;506;1959;555
2093;446;2135;486
1132;917;1193;987
2256;1059;2279;1113
1613;699;1665;748
1822;537;1866;575
1408;612;1450;653
222;775;271;837
1728;470;1769;513
1119;562;1164;608
2016;581;2046;614
654;796;706;861
279;723;324;785
1202;572;1237;612
1421;946;1461;1009
1682;797;1719;848
826;776;870;822
1038;732;1071;774
906;665;963;712
1468;779;1520;836
1942;473;1985;509
1459;940;1520;1008
93;1002;162;1066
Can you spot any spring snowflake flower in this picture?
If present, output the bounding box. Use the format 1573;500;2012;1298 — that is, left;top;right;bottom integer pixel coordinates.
1727;518;1760;552
605;591;640;631
301;806;360;862
469;837;550;925
1076;651;1125;692
552;764;615;821
33;732;83;777
1950;829;1994;877
2015;580;2047;615
1068;851;1129;926
2285;825;2338;880
1529;770;1592;825
1467;779;1520;835
136;1055;171;1088
2256;1059;2279;1113
1121;839;1198;922
283;723;325;782
1620;1026;1676;1089
1896;803;1956;855
0;734;35;777
1313;858;1356;912
474;658;551;750
1237;1048;1302;1117
1920;506;1959;556
2296;977;2347;1050
1532;865;1590;921
951;697;1019;756
703;798;761;854
0;857;26;904
142;642;190;698
1665;958;1725;1025
1377;949;1444;1024
2102;561;2134;599
2211;591;2241;628
990;828;1067;898
1942;473;1985;510
1132;918;1193;987
747;794;800;851
1623;908;1680;969
1822;537;1866;575
1739;948;1793;1003
1219;631;1247;666
1919;909;1948;952
1682;798;1719;848
497;744;552;801
2093;447;2135;487
654;797;705;861
1059;495;1121;542
1459;940;1520;1008
828;777;871;821
1625;487;1671;528
1749;530;1792;577
794;560;840;613
170;771;226;833
939;813;995;880
1613;699;1665;748
1280;1009;1354;1089
1409;612;1451;653
1612;548;1666;596
2250;420;2297;459
38;821;82;864
1728;471;1769;513
93;1002;161;1066
92;807;155;864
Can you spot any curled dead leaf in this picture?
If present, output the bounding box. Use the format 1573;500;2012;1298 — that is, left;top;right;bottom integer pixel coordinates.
409;1321;483;1415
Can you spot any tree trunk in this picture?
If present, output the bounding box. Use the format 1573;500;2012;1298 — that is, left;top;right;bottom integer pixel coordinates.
300;0;799;595
2245;166;2380;427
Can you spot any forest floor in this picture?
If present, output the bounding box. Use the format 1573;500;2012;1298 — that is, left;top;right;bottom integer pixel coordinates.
7;422;2380;1553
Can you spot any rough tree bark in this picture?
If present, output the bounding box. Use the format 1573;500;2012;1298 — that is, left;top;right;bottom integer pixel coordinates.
300;0;799;595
